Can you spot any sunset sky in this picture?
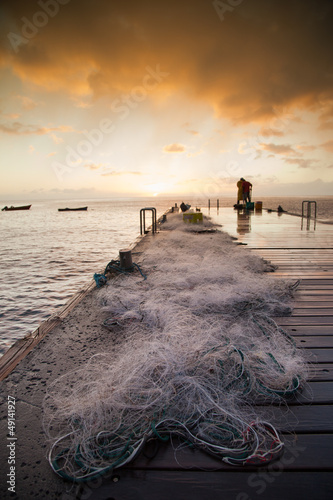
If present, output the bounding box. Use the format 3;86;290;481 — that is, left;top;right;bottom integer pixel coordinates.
0;0;332;200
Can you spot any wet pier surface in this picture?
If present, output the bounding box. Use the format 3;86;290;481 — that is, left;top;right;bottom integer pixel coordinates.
1;208;332;499
96;209;333;500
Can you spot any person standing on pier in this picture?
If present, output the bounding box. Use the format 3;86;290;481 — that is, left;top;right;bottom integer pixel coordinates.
242;179;252;203
236;178;245;205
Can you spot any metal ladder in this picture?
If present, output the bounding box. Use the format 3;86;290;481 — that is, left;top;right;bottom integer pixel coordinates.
140;207;157;235
302;200;317;219
301;200;317;230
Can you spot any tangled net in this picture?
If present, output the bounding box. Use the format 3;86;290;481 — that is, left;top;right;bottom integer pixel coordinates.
44;214;308;482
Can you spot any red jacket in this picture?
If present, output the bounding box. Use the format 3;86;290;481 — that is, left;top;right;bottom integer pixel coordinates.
242;181;252;193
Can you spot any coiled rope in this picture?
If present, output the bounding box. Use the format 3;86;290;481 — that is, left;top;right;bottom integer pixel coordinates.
94;259;147;288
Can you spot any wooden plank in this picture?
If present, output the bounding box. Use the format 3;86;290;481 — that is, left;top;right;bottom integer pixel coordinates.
275;271;333;274
301;348;333;363
265;257;333;260
266;263;333;266
291;381;333;404
269;278;333;284
294;296;333;301
275;316;333;325
257;256;333;259
257;250;333;254
297;281;333;286
295;336;333;348
271;266;332;271
274;266;333;270
275;265;333;268
291;308;333;316
308;363;333;381
283;325;333;335
275;270;333;273
248;383;333;405
268;261;333;265
254;249;333;252
266;262;333;265
273;266;333;269
270;404;333;432
277;276;333;279
124;433;333;471
278;277;333;280
292;301;333;307
93;470;333;500
251;250;332;254
292;284;333;289
269;262;333;265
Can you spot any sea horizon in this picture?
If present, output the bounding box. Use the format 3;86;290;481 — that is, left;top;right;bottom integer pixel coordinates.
2;193;333;203
1;194;333;356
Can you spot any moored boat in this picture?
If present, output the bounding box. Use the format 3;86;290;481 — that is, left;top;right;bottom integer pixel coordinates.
2;204;31;211
58;206;88;212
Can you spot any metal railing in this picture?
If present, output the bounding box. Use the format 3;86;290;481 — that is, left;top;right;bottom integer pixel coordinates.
301;200;317;230
140;207;157;235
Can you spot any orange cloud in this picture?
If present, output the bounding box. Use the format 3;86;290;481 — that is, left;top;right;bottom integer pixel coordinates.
84;163;106;171
163;143;186;153
260;143;297;155
0;0;332;125
259;127;285;137
321;140;333;152
16;94;38;110
296;144;317;152
0;122;75;135
284;158;320;169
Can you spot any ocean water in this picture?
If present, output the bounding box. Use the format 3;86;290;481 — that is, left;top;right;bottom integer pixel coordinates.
1;195;332;356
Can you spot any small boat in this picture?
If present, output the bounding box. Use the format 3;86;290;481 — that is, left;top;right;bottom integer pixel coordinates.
2;204;31;211
58;206;88;212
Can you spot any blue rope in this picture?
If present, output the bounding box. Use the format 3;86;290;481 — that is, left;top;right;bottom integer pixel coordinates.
93;273;107;288
94;260;147;288
132;262;147;280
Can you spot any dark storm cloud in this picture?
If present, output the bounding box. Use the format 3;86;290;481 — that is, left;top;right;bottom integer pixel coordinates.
1;0;332;124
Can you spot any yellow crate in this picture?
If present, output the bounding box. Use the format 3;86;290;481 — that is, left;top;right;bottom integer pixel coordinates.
183;212;203;223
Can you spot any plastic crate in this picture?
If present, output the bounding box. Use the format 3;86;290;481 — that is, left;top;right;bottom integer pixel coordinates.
183;212;203;223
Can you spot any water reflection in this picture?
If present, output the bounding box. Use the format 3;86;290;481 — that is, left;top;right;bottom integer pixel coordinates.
237;209;252;234
301;216;316;231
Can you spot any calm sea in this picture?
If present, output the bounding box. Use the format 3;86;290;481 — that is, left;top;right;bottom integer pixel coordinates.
1;195;333;356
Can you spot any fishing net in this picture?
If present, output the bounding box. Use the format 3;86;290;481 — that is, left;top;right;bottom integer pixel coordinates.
44;214;308;481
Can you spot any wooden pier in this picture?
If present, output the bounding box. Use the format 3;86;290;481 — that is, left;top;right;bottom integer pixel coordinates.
0;207;332;499
93;208;333;500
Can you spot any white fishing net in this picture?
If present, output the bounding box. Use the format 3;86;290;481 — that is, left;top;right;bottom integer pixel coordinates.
44;214;307;481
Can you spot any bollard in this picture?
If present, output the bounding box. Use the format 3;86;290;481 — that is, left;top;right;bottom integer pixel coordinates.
119;249;133;270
